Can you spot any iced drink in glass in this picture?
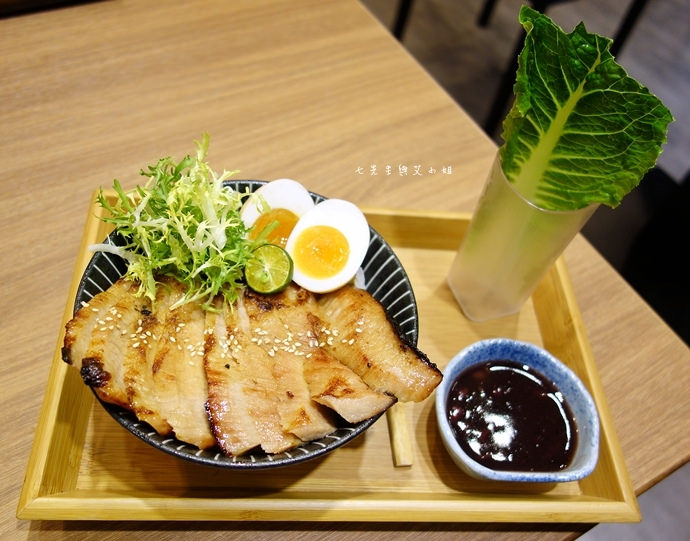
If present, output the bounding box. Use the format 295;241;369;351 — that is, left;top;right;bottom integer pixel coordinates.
447;155;598;321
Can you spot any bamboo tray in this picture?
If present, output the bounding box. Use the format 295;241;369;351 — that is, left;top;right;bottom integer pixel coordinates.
17;193;640;523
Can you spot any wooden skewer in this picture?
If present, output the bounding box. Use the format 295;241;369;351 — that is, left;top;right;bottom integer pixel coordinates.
386;402;414;467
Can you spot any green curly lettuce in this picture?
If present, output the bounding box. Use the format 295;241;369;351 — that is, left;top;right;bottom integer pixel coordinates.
92;134;259;310
500;6;673;210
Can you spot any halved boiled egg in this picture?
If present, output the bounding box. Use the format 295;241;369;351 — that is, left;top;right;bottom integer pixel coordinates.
285;199;370;293
240;178;315;247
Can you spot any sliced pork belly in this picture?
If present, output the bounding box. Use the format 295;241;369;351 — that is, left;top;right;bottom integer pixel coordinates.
317;285;442;402
261;285;395;423
242;289;337;441
144;278;215;449
121;283;175;436
62;278;135;375
63;273;439;458
204;300;300;455
303;348;396;423
62;278;139;409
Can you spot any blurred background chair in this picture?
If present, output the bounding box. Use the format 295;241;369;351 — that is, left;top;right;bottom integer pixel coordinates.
393;0;651;137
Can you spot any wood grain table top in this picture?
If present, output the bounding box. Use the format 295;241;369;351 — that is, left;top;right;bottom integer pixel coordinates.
2;1;688;539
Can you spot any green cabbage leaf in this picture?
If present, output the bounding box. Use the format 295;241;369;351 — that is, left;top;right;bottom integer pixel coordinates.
500;6;673;210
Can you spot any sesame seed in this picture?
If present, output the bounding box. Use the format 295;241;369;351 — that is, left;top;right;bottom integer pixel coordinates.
348;338;355;345
170;336;176;343
132;342;140;348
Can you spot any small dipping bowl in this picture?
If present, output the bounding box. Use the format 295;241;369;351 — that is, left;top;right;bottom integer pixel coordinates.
435;338;600;482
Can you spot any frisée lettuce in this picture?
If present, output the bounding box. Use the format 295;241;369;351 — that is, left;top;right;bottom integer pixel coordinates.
92;134;259;310
500;6;673;211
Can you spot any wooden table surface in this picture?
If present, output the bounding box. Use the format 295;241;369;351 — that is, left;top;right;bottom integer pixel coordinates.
2;0;688;539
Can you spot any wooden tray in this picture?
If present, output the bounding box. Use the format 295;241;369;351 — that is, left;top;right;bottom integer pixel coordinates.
17;193;640;523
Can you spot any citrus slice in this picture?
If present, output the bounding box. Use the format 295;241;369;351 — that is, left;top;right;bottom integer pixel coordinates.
244;244;294;294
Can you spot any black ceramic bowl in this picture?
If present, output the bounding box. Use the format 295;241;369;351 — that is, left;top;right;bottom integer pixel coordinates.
74;180;419;468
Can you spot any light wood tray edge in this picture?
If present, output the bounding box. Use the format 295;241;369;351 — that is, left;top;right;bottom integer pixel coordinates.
18;193;101;519
18;196;640;523
540;258;640;521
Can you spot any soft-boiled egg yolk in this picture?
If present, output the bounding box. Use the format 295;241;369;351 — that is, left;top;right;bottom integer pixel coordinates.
292;225;350;279
240;178;315;247
248;207;300;247
285;199;370;293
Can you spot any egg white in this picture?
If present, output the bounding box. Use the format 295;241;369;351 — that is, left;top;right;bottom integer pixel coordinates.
285;199;370;293
240;178;315;228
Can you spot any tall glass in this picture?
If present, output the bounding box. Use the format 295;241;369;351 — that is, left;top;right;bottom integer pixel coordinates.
448;154;598;321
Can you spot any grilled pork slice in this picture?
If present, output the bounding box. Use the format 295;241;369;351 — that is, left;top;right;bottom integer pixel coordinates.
261;285;396;424
204;300;301;455
141;278;215;449
121;282;174;436
303;347;396;423
317;285;442;402
62;278;138;409
241;289;337;441
62;278;133;374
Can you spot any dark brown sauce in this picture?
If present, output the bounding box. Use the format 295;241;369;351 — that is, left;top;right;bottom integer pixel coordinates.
446;360;577;472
